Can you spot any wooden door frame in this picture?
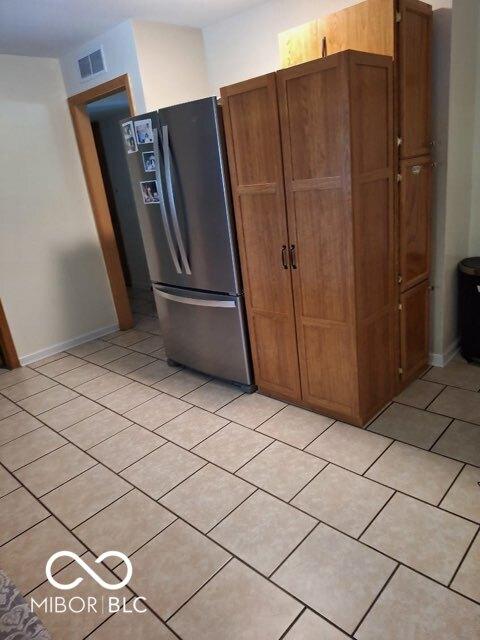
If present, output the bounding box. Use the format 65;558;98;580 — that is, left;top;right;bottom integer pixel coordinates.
68;74;136;330
0;299;20;369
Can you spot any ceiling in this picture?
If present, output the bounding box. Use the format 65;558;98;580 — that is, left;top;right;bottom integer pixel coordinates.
0;0;264;57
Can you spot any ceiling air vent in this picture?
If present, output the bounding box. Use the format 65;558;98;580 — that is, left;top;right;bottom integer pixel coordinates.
78;48;106;79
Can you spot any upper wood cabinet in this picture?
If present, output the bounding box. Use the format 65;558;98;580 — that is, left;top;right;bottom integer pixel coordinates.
279;0;395;65
398;0;432;158
279;0;432;158
220;75;301;402
222;51;395;426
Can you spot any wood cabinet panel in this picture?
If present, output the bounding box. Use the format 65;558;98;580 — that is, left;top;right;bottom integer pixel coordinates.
400;156;431;291
279;21;322;69
283;65;342;180
227;85;277;185
350;52;396;418
355;179;392;321
293;189;350;323
278;0;395;67
363;310;396;410
400;280;429;382
252;313;301;397
398;0;432;158
352;64;391;173
238;193;290;312
323;0;394;57
220;75;301;401
277;54;359;419
301;322;356;416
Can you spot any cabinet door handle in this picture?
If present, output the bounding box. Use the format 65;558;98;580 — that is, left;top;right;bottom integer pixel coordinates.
281;245;288;269
289;244;297;269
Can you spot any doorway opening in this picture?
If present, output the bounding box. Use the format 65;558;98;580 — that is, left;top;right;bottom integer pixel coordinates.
84;92;153;317
68;75;152;330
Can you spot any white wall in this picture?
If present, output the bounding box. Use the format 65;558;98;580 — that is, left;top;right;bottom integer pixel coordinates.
468;5;480;256
203;0;452;94
133;21;211;110
60;20;211;112
60;21;146;113
0;54;117;363
433;0;480;359
94;110;150;290
430;6;453;360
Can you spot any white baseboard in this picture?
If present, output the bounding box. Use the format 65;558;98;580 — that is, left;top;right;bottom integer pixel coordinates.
429;340;460;368
20;323;119;366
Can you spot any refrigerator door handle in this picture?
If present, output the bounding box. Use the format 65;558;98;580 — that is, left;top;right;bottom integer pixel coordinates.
153;127;182;275
155;289;236;308
162;124;192;275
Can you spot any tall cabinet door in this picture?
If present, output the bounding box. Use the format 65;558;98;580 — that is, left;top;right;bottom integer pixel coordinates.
277;55;359;421
399;156;431;291
220;75;301;401
398;0;432;159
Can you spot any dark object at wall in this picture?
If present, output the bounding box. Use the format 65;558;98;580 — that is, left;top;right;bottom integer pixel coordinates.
458;257;480;363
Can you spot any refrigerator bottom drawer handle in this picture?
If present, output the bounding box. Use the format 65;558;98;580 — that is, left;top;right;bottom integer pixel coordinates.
156;290;236;308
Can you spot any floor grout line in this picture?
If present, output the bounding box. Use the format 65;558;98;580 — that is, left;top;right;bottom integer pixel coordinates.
428;417;455;452
164;556;234;623
231;436;276;475
351;563;400;636
205;487;259;535
287;461;330;504
37;462;101;499
0;503;51;548
447;526;480;589
0;422;45;447
46;485;137;531
1;379;60;403
278;605;306;639
356;490;397;540
268;520;320;579
361;439;396;477
435;462;466;507
423;383;450;409
22;549;91;598
8;441;71;473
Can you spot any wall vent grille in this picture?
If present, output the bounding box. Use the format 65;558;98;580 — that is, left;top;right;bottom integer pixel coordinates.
78;48;105;79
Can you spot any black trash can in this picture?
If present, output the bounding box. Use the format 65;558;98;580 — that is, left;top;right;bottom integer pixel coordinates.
458;257;480;362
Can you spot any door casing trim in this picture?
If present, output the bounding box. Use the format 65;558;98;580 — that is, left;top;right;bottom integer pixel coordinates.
0;298;20;369
68;74;136;330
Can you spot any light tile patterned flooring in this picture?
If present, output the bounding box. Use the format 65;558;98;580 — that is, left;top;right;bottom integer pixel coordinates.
0;289;479;638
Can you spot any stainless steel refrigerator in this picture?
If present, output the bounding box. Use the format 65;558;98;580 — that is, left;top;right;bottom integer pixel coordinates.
121;98;255;390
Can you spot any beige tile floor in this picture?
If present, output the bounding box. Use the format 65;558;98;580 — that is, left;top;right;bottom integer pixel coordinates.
0;290;479;639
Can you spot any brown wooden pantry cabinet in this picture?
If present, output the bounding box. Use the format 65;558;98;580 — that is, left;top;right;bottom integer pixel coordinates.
221;51;395;426
221;0;432;427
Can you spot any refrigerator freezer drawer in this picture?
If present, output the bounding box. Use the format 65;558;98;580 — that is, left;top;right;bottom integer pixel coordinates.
153;286;254;386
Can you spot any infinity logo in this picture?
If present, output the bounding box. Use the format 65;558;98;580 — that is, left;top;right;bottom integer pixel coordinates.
46;551;132;591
